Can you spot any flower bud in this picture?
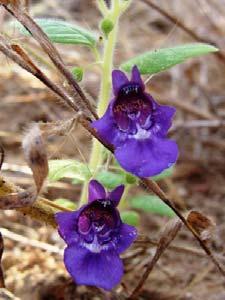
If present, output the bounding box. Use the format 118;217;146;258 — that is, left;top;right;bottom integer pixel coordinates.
100;18;114;38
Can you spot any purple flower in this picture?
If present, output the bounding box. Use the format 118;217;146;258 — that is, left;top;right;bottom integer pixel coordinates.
92;66;178;177
55;180;137;291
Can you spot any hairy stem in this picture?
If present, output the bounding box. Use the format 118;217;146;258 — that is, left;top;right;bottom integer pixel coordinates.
79;1;121;206
119;184;130;210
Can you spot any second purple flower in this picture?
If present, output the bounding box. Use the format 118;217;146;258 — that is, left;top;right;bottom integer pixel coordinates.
92;66;178;178
55;180;137;291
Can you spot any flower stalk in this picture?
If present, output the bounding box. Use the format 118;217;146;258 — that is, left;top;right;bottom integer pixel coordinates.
80;1;122;206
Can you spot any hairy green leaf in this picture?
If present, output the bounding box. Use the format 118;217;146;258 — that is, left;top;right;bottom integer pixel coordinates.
121;43;218;74
54;198;77;210
96;170;126;189
16;18;97;47
121;210;140;226
48;159;91;182
130;195;175;217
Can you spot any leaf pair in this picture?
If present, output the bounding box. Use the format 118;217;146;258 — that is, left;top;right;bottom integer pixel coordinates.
16;19;218;75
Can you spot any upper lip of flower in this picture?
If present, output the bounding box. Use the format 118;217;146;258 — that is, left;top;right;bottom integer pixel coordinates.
112;84;153;135
77;199;121;250
117;82;142;98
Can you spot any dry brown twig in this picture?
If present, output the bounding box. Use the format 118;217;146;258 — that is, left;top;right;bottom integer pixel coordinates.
129;218;182;299
0;2;224;292
141;0;225;65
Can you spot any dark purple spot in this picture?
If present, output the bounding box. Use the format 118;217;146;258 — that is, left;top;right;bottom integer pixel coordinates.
113;83;152;133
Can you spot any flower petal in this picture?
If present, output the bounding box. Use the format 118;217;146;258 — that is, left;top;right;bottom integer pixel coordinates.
115;137;178;177
92;103;127;148
108;185;124;207
112;70;129;96
131;65;145;90
64;245;123;290
88;180;106;202
117;223;137;254
55;211;80;244
152;100;176;137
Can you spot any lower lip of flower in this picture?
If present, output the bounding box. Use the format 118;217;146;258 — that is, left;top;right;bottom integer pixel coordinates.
81;236;108;253
130;125;151;140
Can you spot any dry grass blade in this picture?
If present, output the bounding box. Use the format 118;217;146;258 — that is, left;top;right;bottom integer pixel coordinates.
0;190;35;209
1;228;62;255
3;4;97;119
129;218;182;299
0;288;20;300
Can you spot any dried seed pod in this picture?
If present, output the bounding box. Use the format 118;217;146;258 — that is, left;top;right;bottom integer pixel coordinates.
187;210;216;243
22;124;49;194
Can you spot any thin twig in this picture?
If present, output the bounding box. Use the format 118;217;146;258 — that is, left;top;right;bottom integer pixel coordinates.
3;4;98;119
0;34;80;113
129;219;182;299
141;178;225;278
158;97;215;120
135;238;225;263
172;119;225;131
141;0;225;65
0;227;63;255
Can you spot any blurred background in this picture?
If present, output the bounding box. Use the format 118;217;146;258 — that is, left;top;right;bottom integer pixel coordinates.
0;1;225;299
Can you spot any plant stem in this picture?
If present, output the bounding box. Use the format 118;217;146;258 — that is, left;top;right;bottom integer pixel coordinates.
119;184;130;210
89;4;120;171
79;2;121;206
97;0;109;16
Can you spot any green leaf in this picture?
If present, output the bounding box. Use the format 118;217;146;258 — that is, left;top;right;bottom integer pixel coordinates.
16;18;97;47
96;170;126;189
48;159;91;182
71;66;83;82
152;166;174;181
130;195;175;217
121;43;218;75
121;211;140;226
54;198;77;210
